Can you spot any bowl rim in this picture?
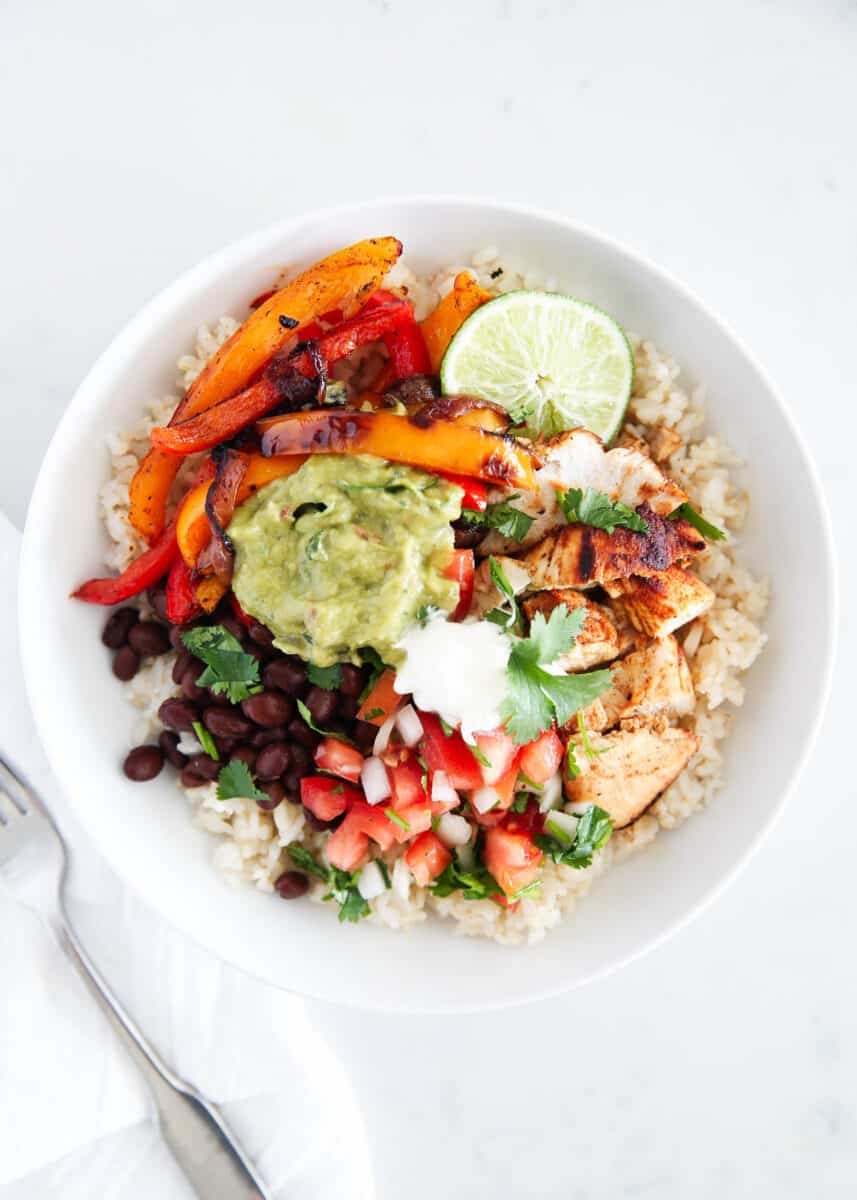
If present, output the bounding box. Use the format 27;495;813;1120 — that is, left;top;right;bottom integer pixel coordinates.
18;195;839;1012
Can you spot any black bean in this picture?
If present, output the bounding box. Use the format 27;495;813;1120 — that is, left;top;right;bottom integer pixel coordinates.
283;767;306;794
112;645;140;682
274;870;309;899
338;664;365;697
172;649;193;684
453;523;485;550
158;698;199;731
303;808;336;832
169;622;198;650
304;685;337;725
338;695;359;721
159;730;188;769
229;744;258;770
181;765;211;789
240;690;293;728
218;616;246;642
128;621;171;657
203;706;253;739
353;720;378;752
286;717;320;750
255;742;292;780
288;743;311;775
148;584;169;622
123;744;164;782
248;621;275;648
256;780;285;812
214;736;238;756
186;753;221;782
251;725;288;747
262;658;307;695
102;607;139;649
181;663;208;702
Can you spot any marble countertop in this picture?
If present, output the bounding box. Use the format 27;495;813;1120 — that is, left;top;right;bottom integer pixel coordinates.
1;1;853;1195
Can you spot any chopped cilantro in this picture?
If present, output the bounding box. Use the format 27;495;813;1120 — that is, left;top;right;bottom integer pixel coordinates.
216;760;270;804
307;662;343;690
565;741;581;780
181;625;262;704
192;720;219;761
535;804;613;870
377;859;391;888
430;854;501;902
417;753;429;791
296;698;357;746
558;487;648;535
517;771;543;792
362;707;383;721
357;646;388;702
287;844;329;882
485;556;523;632
439;717;454;737
469;743;492;769
326;868;370;923
669;502;726;541
384;807;410;832
305;530;327;561
461;495;535;542
511;792;530;813
510;879;542;901
576;710;607;761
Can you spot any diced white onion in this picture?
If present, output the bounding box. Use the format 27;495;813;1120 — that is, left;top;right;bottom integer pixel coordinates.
436;813;472;848
545;810;579;845
373;710;398;757
430;770;458;809
360;756;391;806
392;856;412;901
455;843;475;871
357;860;387;900
538;771;564;813
471;786;499;814
566;801;596;816
394;703;423;747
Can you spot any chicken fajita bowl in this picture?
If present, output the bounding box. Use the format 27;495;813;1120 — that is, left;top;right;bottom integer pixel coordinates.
21;201;833;1008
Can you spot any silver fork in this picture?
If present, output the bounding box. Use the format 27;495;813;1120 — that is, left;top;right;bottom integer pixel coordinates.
0;753;271;1199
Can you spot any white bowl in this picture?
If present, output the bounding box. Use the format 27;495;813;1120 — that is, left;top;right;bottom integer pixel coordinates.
19;198;836;1013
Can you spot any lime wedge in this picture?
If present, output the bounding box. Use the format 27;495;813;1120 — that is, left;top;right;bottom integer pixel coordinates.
439;290;634;442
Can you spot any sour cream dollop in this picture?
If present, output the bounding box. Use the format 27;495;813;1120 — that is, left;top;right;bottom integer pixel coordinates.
394;618;510;742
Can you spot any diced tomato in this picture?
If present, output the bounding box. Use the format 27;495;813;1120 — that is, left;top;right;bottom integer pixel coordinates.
326;815;369;872
392;803;434;843
388;758;427;811
300;776;359;822
444;549;475;621
436;472;488;512
470;763;519;825
474;729;521;786
519;728;564;785
483;824;543;897
492;893;520;911
404;832;452;886
229;593;256;629
419;713;483;791
314;738;364;783
356;669;400;726
347;800;398;851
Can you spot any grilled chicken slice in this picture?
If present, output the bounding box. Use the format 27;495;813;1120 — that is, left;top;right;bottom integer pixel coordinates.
600;635;695;727
521;504;706;591
563;726;701;828
481;428;688;555
522;589;635;671
470;555;532;619
605;565;714;638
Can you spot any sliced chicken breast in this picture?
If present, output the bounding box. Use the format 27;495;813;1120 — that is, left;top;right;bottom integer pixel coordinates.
481;428;688;555
605;565;714;638
563;726;701;828
522;589;635;671
598;635;696;726
521;505;706;591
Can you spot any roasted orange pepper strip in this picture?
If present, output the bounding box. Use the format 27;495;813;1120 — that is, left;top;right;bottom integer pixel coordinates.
128;236;402;544
421;272;494;373
176;454;308;568
256;410;536;490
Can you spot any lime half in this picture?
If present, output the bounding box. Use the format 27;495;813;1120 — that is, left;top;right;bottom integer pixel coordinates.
439;290;634;442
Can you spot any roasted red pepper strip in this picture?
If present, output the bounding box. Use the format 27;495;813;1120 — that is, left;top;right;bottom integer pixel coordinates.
436;472;488;511
382;319;431;379
72;522;178;605
165;556;202;624
230;593;256;629
289;294;413;376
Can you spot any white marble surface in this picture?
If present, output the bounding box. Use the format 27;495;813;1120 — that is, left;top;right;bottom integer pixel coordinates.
1;0;854;1196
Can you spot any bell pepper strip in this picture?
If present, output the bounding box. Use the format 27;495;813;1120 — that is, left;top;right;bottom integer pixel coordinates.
165;556;202;624
356;669;400;725
444;549;475;621
421;272;494;372
195;575;228;613
128;237;402;543
289;293;414;377
230;593;256;629
436;472;488;511
418;393;511;433
72;521;178;605
176;453;307;568
382;318;431;380
256;410;536;490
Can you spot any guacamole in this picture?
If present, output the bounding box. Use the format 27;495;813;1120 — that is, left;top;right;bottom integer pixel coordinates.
228;455;463;667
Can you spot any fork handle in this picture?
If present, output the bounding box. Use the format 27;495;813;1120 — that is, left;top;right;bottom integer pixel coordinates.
51;912;269;1199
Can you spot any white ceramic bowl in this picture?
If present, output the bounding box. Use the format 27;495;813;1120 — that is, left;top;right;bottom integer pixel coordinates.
19;198;836;1013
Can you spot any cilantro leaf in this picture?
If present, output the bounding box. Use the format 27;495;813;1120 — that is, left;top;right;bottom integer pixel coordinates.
296;698;357;746
326;868;370;923
182;625;262;704
287;844;329;882
430;856;501;902
535;804;613;870
558;487;648;535
362;707;383;721
216;760;270;804
307;662;343;690
461;495;535;542
565;741;581;780
357;646;388;702
486;556;523;632
669;502;726;541
500;657;556;743
516;606;586;667
439;717;454;737
192;720;219;761
536;667;614;729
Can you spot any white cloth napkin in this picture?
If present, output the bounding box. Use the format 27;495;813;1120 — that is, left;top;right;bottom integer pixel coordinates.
0;511;375;1199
